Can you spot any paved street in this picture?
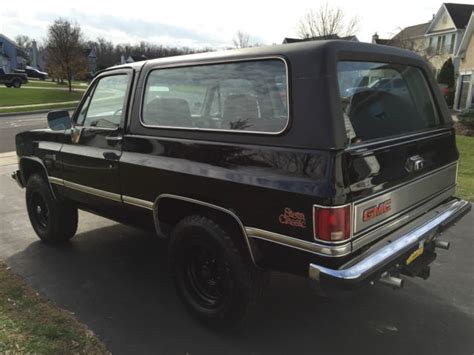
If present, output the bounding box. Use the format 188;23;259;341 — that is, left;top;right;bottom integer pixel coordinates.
0;162;473;354
0;113;47;153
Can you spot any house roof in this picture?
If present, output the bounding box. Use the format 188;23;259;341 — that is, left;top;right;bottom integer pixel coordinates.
282;34;358;44
0;33;20;48
392;22;431;41
445;3;474;29
455;12;474;57
374;38;393;45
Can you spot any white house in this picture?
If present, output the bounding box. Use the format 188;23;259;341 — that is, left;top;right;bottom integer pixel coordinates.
454;12;474;110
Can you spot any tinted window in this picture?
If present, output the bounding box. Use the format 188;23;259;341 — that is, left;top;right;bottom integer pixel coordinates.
337;61;441;143
77;75;129;128
142;59;288;133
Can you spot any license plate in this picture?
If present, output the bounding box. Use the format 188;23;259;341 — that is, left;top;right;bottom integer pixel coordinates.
406;241;424;265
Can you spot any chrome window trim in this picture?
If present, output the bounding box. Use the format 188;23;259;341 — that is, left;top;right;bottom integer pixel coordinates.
246;227;352;257
154;194;256;264
138;56;291;136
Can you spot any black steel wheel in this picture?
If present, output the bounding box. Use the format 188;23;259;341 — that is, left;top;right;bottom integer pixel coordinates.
26;173;78;243
169;215;265;330
184;243;230;309
30;191;50;229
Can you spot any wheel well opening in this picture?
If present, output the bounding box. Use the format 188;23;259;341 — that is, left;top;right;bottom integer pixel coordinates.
155;198;254;263
20;159;46;183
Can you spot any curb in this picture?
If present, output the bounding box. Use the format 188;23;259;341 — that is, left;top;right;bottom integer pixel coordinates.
0;107;76;118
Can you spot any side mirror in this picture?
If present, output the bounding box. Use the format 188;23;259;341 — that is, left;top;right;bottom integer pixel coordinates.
47;110;72;131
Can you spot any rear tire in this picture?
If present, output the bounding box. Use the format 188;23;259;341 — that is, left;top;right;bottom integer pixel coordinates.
4;84;12;88
12;79;21;88
26;174;78;244
169;215;264;330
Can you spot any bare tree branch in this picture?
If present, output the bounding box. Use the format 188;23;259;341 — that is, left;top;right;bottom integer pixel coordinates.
232;31;251;48
297;3;360;39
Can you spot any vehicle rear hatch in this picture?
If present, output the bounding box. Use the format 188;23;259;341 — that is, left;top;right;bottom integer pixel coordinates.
336;60;458;239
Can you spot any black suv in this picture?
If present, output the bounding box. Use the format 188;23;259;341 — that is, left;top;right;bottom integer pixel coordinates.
12;41;471;329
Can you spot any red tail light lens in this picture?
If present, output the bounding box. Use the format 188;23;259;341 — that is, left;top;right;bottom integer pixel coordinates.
313;205;351;242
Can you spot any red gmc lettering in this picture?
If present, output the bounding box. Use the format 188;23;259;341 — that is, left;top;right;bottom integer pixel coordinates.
363;199;392;222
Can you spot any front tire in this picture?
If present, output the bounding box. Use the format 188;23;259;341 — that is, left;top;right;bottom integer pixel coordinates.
26;174;78;244
12;79;21;88
169;215;265;330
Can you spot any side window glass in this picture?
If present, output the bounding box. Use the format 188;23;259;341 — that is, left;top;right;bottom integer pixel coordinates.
142;59;288;133
77;74;129;128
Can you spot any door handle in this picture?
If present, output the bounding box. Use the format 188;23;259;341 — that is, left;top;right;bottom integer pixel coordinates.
106;135;123;142
103;151;120;161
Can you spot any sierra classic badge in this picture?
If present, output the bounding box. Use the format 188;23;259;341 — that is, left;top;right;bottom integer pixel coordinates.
362;199;392;222
279;208;306;228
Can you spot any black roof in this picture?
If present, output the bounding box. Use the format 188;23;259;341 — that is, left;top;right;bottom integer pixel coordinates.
112;40;424;74
445;3;474;29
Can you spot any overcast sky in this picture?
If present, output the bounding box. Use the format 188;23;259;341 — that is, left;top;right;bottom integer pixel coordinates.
1;0;473;48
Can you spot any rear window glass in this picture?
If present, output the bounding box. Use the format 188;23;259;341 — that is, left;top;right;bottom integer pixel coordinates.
337;61;441;144
142;59;288;133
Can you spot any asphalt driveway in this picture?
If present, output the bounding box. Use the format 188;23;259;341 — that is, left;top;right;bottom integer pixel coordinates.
0;163;473;355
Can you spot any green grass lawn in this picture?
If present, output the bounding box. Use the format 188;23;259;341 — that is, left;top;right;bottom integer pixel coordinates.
0;88;83;108
0;102;79;114
25;80;87;90
0;263;108;354
456;135;474;202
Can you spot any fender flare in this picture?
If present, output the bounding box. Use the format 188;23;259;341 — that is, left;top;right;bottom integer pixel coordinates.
19;156;57;199
153;194;256;264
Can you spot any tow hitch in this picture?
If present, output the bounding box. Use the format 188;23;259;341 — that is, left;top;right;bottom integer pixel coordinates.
378;273;404;289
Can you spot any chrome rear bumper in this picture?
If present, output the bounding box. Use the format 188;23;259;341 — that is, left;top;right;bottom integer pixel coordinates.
309;198;471;288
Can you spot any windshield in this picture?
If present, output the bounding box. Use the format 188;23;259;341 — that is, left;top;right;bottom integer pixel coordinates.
337;61;441;144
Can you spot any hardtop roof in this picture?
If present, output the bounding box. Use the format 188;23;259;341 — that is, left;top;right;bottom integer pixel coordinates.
109;40;425;73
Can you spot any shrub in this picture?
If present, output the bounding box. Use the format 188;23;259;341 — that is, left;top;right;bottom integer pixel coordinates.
458;109;474;127
438;59;455;107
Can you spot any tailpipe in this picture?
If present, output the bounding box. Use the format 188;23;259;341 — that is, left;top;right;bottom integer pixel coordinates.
378;273;404;289
434;240;450;250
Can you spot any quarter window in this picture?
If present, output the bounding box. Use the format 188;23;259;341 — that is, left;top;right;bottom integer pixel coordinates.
142;59;288;133
77;74;129;128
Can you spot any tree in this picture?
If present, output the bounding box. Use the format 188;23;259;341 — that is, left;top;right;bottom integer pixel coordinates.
45;19;88;91
438;58;455;87
438;58;455;107
15;35;32;64
296;4;359;39
232;31;250;48
389;29;440;63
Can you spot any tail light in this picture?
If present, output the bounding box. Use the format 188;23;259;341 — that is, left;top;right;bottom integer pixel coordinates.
313;204;351;242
